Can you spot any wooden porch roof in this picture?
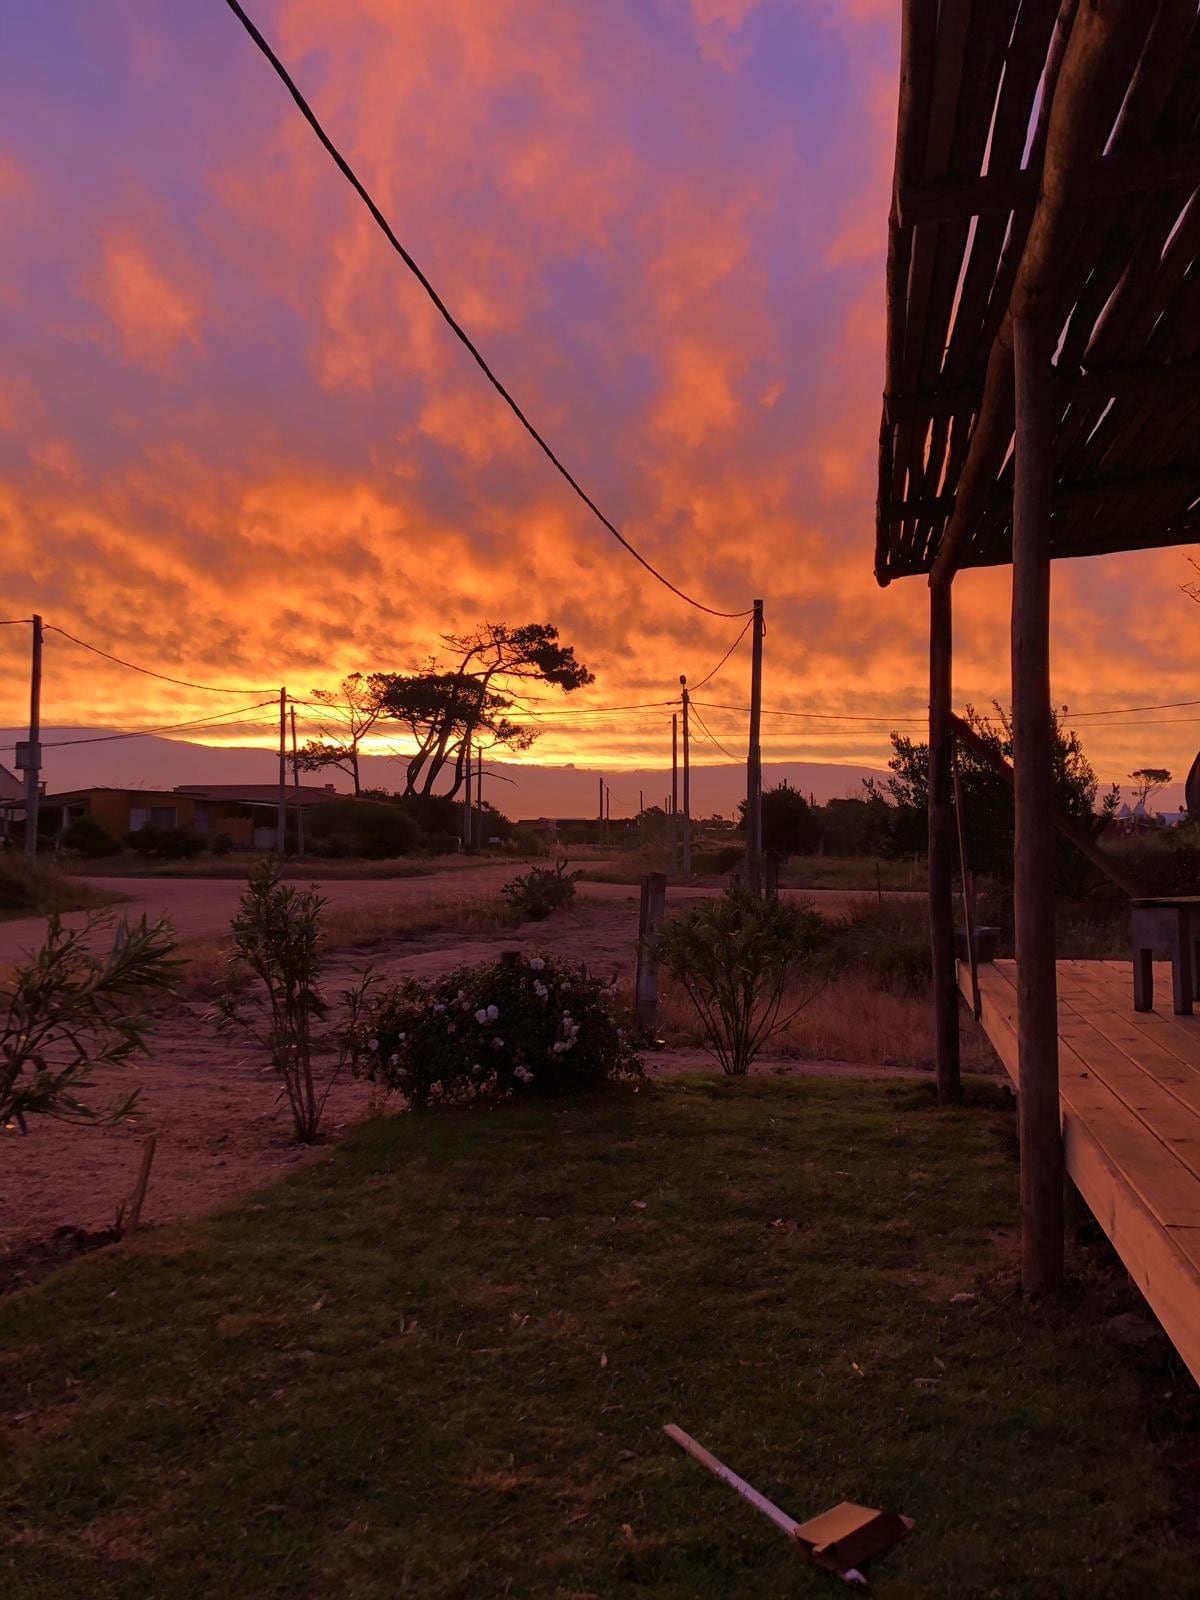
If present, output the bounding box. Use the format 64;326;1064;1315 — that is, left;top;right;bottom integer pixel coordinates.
875;1;1200;585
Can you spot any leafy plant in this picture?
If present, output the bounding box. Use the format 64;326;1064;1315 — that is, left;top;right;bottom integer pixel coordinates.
1;913;178;1132
501;859;581;920
657;885;827;1075
348;951;640;1107
127;824;205;860
60;815;118;859
214;860;365;1143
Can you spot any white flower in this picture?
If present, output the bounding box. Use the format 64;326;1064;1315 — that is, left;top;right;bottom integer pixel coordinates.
433;1002;446;1014
552;1041;567;1055
475;1008;489;1024
397;1032;406;1043
368;1038;379;1053
492;1037;504;1050
533;980;548;999
471;1062;483;1077
486;1004;499;1022
528;957;546;972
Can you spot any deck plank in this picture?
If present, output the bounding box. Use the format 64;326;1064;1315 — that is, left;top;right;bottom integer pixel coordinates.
960;958;1200;1382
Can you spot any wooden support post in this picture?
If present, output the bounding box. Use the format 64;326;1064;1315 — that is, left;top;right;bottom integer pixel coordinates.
745;599;765;895
1013;312;1063;1297
477;746;483;840
680;677;692;877
634;871;667;1035
277;687;288;855
928;579;961;1104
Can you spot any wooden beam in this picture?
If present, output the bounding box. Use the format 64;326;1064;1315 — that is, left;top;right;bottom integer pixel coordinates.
1012;312;1063;1297
929;579;961;1105
888;462;1200;523
930;0;1150;587
898;139;1200;228
884;350;1200;426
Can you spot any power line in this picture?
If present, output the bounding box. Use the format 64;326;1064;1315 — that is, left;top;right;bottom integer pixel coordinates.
0;618;31;626
1067;696;1200;718
219;0;751;623
689;702;740;761
689;617;753;694
0;699;279;753
694;699;926;726
44;625;279;695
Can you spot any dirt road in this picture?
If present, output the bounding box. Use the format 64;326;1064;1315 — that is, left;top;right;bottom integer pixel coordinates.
0;866;917;961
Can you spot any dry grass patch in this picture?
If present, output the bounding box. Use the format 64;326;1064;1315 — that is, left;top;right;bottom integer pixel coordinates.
173;891;520;997
651;970;997;1072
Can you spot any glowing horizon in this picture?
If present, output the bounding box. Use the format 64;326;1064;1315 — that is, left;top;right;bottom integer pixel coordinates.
2;1;1198;800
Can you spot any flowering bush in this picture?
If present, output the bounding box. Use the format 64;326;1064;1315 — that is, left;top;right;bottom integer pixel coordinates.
347;952;641;1106
501;859;581;920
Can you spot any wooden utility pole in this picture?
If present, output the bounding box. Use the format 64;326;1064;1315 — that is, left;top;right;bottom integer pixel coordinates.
290;705;305;860
476;746;483;840
1012;311;1062;1296
928;580;961;1103
22;613;42;861
745;598;765;895
277;687;288;855
671;714;679;815
598;775;605;846
463;730;473;850
680;675;691;876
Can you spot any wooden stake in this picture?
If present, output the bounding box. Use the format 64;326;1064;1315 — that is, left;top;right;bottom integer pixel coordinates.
125;1136;157;1233
951;748;980;1021
1013;311;1063;1296
928;580;961;1104
634;872;667;1034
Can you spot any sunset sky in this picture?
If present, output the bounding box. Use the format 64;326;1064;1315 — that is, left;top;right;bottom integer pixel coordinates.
2;0;1198;792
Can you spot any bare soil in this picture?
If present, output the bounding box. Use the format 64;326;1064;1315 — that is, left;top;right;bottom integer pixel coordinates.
0;887;934;1274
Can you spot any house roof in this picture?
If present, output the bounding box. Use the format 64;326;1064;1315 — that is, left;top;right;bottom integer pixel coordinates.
173;784;346;808
875;2;1200;585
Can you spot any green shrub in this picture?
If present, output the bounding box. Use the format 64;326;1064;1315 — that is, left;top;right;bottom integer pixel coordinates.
657;885;828;1075
692;844;743;875
1;912;178;1131
127;825;205;859
61;815;117;859
304;798;422;860
210;832;236;856
349;952;641;1107
501;859;581;919
213;861;365;1143
831;899;932;994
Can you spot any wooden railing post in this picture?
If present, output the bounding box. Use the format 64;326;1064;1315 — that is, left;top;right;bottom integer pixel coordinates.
1013;312;1063;1296
929;577;961;1104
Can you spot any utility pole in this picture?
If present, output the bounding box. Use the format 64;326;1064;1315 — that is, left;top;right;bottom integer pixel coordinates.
746;598;765;895
680;675;691;876
21;614;42;861
290;704;305;860
476;745;483;841
598;775;605;847
277;687;288;856
463;730;473;850
671;714;679;816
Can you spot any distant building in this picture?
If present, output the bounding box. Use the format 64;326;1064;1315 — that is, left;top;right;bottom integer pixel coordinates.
42;782;344;851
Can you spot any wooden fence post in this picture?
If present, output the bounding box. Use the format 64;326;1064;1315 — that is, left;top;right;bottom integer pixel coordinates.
635;872;667;1035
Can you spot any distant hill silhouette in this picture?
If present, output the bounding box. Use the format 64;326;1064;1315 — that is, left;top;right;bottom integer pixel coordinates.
5;728;895;821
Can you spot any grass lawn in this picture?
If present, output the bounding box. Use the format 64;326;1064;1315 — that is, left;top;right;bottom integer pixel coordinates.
1;1078;1190;1598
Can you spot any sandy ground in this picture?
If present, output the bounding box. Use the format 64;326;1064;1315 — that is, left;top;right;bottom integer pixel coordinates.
1;878;929;1260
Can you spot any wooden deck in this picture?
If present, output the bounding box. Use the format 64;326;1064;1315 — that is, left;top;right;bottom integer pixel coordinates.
963;959;1200;1383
